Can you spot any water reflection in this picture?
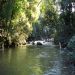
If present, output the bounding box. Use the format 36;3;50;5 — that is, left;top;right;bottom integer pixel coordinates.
0;46;60;75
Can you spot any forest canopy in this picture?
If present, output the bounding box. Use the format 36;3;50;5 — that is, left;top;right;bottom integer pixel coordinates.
0;0;75;48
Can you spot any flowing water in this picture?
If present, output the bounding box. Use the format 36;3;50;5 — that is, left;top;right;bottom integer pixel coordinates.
0;45;74;75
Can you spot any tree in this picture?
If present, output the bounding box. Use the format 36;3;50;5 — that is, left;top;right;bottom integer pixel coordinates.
41;0;58;38
0;0;42;47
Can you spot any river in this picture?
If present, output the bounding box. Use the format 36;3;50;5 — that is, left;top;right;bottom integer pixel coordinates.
0;45;74;75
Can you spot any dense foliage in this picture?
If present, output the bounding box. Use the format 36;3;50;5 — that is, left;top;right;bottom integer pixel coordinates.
0;0;41;46
30;0;58;41
0;0;75;48
58;0;75;47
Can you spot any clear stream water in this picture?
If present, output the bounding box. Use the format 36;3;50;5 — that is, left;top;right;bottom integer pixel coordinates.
0;46;74;75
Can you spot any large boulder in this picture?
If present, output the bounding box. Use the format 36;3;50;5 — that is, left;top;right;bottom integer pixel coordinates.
65;35;75;64
67;35;75;50
37;42;42;45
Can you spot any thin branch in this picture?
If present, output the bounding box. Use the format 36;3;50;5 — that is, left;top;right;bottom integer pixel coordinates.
37;0;42;7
